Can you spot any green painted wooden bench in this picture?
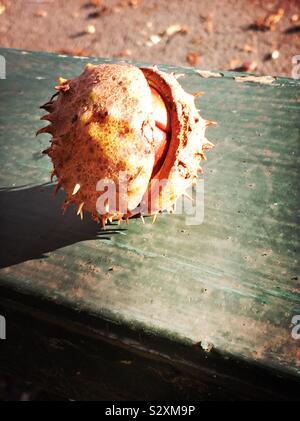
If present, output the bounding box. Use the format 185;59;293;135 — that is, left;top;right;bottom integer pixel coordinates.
0;48;299;400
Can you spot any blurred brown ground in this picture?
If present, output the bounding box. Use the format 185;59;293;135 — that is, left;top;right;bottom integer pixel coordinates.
0;0;300;77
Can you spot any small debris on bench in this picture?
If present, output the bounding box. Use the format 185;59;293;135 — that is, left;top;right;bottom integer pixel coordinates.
196;70;224;78
147;24;187;48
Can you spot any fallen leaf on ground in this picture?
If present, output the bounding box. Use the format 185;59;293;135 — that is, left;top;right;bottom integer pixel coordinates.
35;10;48;18
86;24;96;34
242;60;257;72
196;70;224;78
231;60;257;72
89;0;102;6
161;24;188;37
191;35;204;46
174;73;185;79
146;34;162;47
186;52;200;66
115;48;132;57
285;25;300;34
243;43;255;53
234;75;275;85
271;50;280;60
200;15;214;34
58;48;91;57
129;0;141;8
